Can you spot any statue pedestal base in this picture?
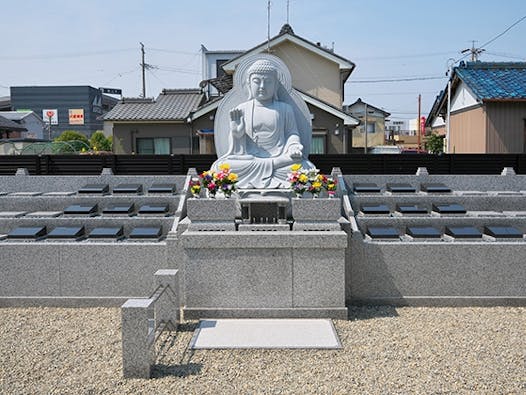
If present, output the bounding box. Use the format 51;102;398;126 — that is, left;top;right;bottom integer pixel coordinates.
180;230;348;319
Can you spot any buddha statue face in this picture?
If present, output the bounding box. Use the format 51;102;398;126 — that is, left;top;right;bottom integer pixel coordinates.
249;72;277;102
246;60;279;102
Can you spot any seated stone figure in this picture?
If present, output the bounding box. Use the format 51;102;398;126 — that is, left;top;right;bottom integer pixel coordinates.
212;56;315;188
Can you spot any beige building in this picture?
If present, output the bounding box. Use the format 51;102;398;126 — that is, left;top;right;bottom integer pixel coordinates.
344;98;390;150
427;62;526;153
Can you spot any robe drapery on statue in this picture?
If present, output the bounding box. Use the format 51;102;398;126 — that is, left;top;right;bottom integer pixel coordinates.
211;54;316;189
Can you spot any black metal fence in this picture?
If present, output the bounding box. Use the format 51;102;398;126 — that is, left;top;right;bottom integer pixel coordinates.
0;154;525;175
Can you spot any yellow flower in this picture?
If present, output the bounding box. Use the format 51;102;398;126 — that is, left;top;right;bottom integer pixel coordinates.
290;163;301;172
219;163;230;171
298;174;308;183
228;172;238;181
312;182;322;189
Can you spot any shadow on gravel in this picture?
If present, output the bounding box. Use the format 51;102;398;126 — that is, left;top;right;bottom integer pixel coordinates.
151;321;203;379
347;305;399;321
151;363;203;378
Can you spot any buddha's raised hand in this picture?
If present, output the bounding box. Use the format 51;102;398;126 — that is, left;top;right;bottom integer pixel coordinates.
229;108;245;137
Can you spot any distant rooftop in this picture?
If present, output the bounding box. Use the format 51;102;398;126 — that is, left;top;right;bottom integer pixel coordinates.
455;61;526;100
0;115;27;131
103;89;204;121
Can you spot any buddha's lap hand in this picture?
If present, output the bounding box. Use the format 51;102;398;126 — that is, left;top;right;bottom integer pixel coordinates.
287;143;303;159
229;109;245;137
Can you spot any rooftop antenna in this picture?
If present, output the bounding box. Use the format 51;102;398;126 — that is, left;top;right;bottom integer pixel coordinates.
267;0;271;52
286;0;290;24
461;40;485;61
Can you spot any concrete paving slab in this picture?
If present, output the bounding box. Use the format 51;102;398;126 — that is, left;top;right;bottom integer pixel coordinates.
190;319;341;349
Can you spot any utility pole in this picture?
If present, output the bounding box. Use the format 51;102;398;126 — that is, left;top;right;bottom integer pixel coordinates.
417;94;421;149
364;103;368;154
461;40;485;61
267;1;271;52
140;42;146;97
445;58;455;153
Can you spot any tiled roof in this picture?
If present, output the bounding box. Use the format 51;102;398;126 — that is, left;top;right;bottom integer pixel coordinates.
0;115;27;131
103;89;204;121
456;62;526;100
0;111;33;121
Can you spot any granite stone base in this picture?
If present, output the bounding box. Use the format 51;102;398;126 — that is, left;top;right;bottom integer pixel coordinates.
181;231;347;319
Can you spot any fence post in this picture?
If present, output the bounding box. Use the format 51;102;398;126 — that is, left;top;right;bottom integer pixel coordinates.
154;269;179;330
121;298;155;379
168;154;174;174
35;155;41;175
43;155;50;175
181;155;186;174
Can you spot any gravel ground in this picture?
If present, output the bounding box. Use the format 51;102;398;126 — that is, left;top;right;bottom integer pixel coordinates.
0;306;525;394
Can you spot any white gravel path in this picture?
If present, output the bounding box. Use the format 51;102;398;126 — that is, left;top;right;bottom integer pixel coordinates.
1;306;524;394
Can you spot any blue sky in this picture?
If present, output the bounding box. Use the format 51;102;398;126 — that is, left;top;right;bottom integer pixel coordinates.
1;0;525;119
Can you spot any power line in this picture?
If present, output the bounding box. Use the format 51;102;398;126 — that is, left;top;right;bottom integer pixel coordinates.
348;90;438;96
480;15;526;49
485;51;526;60
452;15;526;64
146;47;199;56
0;48;135;61
348;76;446;84
353;51;458;61
103;68;140;85
147;69;168;86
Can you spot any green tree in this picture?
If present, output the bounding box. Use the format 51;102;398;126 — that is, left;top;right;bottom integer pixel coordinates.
89;131;112;152
425;133;445;154
54;130;90;152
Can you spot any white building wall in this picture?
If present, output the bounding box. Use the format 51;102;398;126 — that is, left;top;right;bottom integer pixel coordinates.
451;81;479;112
201;46;243;97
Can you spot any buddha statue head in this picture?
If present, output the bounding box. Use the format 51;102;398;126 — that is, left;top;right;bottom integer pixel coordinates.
246;59;279;102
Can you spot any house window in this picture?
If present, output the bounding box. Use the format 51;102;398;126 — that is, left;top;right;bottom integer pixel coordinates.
136;138;170;154
311;135;326;154
216;59;229;78
367;123;376;133
191;135;200;154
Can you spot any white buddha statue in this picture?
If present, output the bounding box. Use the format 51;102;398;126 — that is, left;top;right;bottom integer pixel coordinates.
212;55;316;188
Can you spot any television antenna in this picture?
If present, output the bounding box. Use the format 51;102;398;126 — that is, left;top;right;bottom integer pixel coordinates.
461;40;485;61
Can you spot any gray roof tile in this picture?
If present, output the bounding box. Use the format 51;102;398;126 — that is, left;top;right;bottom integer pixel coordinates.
0;115;27;131
103;89;203;121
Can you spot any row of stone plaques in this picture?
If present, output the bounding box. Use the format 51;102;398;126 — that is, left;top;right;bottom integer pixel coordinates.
3;226;163;241
360;203;467;215
366;225;524;239
78;183;176;195
353;183;451;194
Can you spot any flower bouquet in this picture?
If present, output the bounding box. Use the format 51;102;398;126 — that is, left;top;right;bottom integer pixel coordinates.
216;163;238;197
189;177;202;198
198;163;238;198
308;172;324;198
288;164;339;198
288;163;309;197
324;176;338;198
